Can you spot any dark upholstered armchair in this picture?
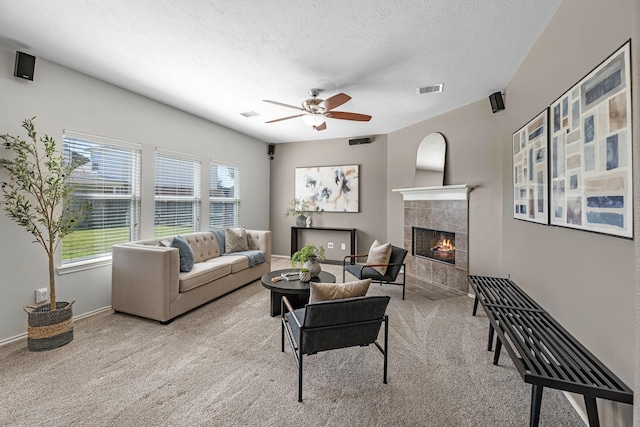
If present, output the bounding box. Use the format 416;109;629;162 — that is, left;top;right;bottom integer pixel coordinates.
343;245;408;299
281;295;390;402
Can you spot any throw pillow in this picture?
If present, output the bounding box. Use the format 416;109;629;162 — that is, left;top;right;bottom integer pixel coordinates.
366;239;392;275
309;279;371;303
171;236;195;272
225;227;249;253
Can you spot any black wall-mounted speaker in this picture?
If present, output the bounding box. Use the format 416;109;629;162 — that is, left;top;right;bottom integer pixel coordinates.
489;92;505;113
14;51;36;81
267;144;275;159
348;137;371;146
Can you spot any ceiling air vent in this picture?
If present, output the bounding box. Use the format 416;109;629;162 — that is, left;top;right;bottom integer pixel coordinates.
416;83;444;94
240;111;260;117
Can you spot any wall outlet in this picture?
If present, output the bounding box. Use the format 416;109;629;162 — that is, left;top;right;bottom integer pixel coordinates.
327;242;334;249
341;243;346;250
35;288;48;304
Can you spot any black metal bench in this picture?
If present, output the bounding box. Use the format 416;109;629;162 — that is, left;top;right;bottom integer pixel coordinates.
469;275;633;427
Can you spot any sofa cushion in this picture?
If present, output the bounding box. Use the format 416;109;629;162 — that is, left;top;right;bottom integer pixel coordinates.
309;279;371;303
171;236;195;272
218;254;250;274
179;261;231;292
225;227;249;253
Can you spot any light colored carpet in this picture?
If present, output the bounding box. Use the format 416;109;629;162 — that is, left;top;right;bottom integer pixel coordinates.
0;259;585;426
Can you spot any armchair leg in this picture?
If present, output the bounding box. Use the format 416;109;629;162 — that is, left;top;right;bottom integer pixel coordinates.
298;352;303;402
401;265;406;300
281;298;285;352
383;315;388;384
281;319;285;353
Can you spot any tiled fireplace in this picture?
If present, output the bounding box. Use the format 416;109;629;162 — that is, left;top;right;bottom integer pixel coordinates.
393;185;471;294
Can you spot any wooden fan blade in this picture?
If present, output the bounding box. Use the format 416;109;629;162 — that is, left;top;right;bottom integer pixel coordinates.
314;122;327;131
320;93;351;111
263;100;305;111
327;111;372;122
265;114;305;123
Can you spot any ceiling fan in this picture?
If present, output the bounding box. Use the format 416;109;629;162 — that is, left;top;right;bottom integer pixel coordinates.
263;88;372;131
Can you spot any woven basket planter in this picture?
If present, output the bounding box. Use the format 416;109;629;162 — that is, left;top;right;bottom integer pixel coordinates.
25;300;75;351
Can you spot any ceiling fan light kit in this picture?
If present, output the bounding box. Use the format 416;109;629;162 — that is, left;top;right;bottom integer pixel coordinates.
263;89;371;131
301;113;325;127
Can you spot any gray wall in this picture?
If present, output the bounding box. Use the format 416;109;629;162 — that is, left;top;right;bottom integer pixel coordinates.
0;44;270;343
502;0;635;424
386;100;504;277
269;135;388;259
634;0;640;423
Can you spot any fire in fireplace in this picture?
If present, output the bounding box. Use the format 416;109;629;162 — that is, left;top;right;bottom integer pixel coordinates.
412;227;456;265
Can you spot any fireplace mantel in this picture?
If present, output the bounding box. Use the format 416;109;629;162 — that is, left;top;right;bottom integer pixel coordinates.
392;184;473;201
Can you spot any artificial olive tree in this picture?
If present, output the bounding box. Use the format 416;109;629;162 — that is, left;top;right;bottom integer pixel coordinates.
0;118;88;310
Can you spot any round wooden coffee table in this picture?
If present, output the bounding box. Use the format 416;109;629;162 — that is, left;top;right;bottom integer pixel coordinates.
261;269;336;317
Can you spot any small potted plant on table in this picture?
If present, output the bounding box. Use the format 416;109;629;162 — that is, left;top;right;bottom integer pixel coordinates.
291;242;325;279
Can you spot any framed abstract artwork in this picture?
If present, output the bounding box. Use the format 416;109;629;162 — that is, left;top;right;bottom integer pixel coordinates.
513;109;549;224
294;165;359;212
549;41;633;238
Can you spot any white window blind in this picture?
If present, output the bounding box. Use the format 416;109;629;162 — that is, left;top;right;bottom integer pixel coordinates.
155;151;201;238
62;133;141;264
209;163;240;229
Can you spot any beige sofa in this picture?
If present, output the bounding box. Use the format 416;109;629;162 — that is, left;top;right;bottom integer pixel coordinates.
111;230;271;323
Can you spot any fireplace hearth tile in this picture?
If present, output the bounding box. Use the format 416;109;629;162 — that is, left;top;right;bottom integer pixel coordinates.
447;267;468;292
455;234;468;252
456;250;468;269
432;262;448;286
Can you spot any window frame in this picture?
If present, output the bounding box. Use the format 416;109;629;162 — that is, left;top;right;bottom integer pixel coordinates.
154;149;202;239
209;161;241;229
59;130;141;273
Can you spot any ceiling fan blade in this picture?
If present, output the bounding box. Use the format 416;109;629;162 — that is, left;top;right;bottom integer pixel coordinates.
314;122;327;131
265;114;305;123
320;93;351;111
263;100;305;111
327;111;372;122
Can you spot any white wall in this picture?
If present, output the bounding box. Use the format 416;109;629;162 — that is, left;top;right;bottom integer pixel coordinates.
0;44;270;343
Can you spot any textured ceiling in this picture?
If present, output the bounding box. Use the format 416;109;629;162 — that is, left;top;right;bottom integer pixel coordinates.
0;0;563;143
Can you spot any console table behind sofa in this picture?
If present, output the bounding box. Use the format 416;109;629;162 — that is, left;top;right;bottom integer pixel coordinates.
469;275;632;427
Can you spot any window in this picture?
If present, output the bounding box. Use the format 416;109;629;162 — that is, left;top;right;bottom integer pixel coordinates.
62;132;141;265
209;162;240;229
155;150;201;238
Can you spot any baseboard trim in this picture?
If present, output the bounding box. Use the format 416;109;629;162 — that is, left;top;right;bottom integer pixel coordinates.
0;305;113;348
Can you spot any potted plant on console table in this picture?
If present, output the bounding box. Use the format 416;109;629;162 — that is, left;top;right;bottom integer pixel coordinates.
0;118;89;351
291;242;325;278
285;197;321;227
